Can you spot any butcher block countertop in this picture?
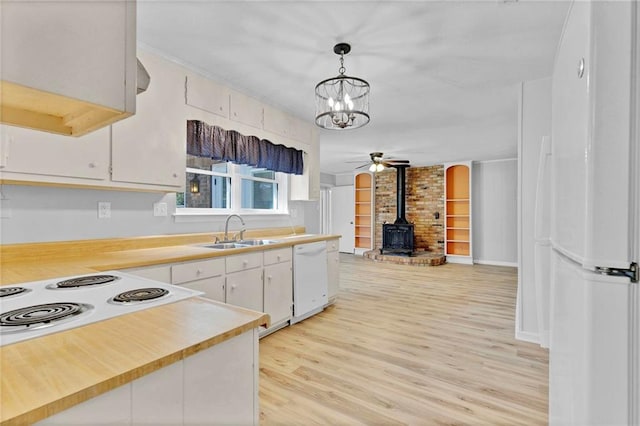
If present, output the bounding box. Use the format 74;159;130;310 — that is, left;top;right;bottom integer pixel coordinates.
0;227;340;425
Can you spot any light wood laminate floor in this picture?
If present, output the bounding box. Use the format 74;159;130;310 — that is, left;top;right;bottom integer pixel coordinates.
259;254;548;425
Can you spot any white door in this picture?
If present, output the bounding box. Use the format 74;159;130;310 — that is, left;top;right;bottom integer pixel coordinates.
330;186;355;253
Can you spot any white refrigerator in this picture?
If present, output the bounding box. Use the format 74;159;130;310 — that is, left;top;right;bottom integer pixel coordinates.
549;1;639;425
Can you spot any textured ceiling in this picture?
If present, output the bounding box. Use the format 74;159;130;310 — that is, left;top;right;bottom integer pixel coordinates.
138;0;570;174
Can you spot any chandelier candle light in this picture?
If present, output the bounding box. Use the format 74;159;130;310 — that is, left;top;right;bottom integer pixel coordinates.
315;43;370;130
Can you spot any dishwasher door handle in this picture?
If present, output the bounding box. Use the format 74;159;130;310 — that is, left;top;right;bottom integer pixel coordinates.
296;247;326;256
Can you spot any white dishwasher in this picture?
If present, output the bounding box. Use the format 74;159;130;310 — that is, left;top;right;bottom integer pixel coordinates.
291;241;328;324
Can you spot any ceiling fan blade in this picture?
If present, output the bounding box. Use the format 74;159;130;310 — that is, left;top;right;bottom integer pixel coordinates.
382;160;410;166
355;163;371;170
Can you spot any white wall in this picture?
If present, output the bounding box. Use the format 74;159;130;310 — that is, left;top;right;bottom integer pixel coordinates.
472;159;518;266
516;77;552;344
0;184;310;244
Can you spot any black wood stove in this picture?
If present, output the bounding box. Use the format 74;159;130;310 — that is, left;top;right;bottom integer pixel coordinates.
381;165;414;255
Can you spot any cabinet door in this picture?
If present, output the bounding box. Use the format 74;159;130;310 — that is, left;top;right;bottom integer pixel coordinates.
263;105;290;138
263;261;292;326
185;74;229;118
111;52;185;189
229;91;263;129
0;124;110;181
327;250;340;302
2;0;134;112
181;276;225;303
226;268;263;312
184;331;257;425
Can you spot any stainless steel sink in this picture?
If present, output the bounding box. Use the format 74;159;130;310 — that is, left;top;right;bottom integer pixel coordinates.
235;239;280;246
200;242;245;250
198;239;280;250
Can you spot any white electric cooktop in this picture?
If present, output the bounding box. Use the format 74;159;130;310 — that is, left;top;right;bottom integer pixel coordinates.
0;271;203;346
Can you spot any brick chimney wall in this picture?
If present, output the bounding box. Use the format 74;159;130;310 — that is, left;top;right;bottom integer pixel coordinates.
374;165;445;252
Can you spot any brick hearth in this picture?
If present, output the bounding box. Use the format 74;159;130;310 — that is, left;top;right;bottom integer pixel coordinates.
363;250;446;266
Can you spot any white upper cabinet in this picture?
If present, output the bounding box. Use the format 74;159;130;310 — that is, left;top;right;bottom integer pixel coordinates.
263;106;290;139
263;106;312;144
111;51;186;190
229;91;263;129
0;0;137;137
0;124;110;181
186;74;230;118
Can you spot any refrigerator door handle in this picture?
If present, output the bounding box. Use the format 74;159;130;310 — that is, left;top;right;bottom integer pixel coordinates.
595;262;638;282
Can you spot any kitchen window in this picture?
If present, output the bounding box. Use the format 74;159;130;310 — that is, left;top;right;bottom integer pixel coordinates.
176;154;288;214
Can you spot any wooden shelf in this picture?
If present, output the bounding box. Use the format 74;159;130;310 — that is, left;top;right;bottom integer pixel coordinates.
354;172;374;251
445;163;472;260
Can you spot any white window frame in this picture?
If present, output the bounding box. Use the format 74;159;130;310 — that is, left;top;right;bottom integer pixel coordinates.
175;162;289;217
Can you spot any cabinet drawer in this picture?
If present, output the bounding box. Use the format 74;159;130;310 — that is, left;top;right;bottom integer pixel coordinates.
326;239;339;253
171;259;225;284
226;252;262;274
263;247;292;265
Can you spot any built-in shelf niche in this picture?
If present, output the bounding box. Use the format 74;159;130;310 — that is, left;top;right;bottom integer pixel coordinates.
354;172;374;254
445;162;472;264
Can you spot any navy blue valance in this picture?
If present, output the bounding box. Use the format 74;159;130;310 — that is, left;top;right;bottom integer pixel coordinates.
186;120;304;175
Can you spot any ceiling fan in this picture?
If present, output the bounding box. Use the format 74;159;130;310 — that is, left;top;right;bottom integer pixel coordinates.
353;152;410;172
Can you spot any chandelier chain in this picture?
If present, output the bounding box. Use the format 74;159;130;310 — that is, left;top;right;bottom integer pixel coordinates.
339;54;345;75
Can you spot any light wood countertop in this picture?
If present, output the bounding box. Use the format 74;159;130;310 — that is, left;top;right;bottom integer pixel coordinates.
0;229;340;425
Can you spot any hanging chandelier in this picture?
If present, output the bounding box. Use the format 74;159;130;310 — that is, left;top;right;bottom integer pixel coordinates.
315;43;370;130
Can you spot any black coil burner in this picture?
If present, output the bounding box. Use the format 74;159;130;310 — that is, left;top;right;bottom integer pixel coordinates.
0;287;29;298
112;288;169;304
0;302;92;332
53;274;119;289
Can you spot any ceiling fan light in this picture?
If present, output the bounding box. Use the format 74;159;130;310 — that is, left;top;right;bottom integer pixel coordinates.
376;163;385;172
368;163;377;172
315;43;370;130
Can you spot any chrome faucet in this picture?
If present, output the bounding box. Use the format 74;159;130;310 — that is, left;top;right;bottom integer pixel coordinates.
224;214;246;242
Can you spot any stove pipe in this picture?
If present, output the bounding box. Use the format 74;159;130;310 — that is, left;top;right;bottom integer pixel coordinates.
394;165;409;224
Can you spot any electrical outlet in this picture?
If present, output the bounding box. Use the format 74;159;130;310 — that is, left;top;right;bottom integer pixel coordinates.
98;202;111;219
153;202;168;217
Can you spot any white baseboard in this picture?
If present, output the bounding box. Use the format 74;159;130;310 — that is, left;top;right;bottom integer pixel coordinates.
515;330;541;345
474;259;518;267
446;255;473;265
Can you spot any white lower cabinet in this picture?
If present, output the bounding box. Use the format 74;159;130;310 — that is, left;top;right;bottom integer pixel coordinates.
326;238;340;304
263;261;293;327
123;264;171;283
171;258;225;303
36;381;132;425
225;252;263;311
131;358;183;425
263;247;293;330
35;329;258;425
184;330;258;425
226;267;263;312
123;242;332;336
